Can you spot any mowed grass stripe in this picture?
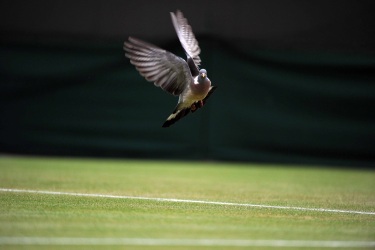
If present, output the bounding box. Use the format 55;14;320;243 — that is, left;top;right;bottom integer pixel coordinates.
1;237;375;248
1;156;374;244
1;188;374;215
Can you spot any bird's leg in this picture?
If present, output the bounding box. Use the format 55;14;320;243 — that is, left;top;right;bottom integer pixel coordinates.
191;103;197;111
197;100;204;108
190;100;204;111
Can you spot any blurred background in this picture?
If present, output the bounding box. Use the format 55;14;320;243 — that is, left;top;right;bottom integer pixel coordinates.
1;0;374;167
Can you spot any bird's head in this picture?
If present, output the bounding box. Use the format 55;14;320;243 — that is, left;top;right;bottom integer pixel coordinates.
199;69;207;79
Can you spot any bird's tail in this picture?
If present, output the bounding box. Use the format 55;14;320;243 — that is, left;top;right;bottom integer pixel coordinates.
162;104;191;128
162;86;217;127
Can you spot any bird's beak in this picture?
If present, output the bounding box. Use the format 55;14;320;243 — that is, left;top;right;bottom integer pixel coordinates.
201;73;206;78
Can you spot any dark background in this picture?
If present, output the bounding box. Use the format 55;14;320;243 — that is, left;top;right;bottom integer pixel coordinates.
1;0;375;167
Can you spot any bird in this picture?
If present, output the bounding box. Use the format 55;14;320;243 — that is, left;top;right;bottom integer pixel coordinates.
123;10;216;127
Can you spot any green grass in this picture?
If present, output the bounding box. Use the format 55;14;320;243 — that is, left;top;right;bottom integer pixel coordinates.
0;155;374;249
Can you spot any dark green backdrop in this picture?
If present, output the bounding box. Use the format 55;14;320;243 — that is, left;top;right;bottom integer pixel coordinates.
1;38;374;166
1;0;375;166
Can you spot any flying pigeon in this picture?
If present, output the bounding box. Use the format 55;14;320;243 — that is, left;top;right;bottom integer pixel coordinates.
123;10;216;127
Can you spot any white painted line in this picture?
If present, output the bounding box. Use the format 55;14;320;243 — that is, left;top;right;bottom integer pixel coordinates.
1;188;374;215
0;237;374;248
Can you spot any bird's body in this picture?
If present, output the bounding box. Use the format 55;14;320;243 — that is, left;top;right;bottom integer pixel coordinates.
124;10;216;127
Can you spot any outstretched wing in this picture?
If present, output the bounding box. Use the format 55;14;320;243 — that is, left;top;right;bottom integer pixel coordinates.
124;37;191;96
170;10;201;66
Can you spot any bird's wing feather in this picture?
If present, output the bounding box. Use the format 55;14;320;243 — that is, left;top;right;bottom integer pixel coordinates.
170;10;201;66
124;37;191;96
